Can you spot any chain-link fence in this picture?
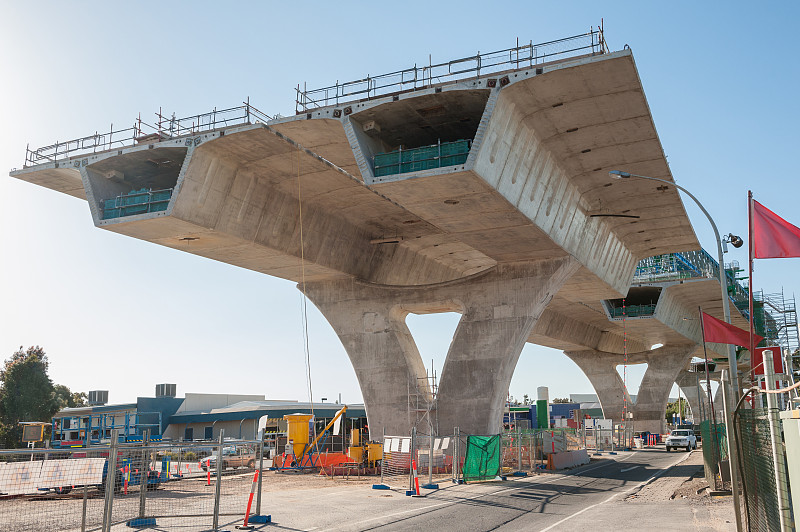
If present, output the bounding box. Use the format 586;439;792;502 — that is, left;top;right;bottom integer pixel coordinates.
498;428;589;474
735;408;791;532
0;430;267;531
699;420;728;490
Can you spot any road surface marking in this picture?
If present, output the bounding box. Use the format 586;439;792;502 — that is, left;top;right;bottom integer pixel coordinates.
538;452;693;532
324;451;640;531
620;466;640;472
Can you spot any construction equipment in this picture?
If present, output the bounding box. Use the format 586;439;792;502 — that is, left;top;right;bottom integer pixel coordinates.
274;407;351;470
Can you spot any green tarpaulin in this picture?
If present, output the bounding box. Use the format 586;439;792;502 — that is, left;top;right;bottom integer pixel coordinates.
462;435;500;482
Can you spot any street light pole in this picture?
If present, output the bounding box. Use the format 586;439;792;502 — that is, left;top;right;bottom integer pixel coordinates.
609;171;740;395
610;170;744;532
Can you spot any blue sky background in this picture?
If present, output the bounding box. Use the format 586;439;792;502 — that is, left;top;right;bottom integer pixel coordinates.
1;2;798;407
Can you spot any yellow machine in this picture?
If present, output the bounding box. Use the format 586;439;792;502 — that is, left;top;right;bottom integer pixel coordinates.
347;428;383;466
283;413;313;458
282;407;348;466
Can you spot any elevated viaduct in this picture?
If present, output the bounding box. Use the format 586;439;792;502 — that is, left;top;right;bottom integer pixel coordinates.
10;31;748;436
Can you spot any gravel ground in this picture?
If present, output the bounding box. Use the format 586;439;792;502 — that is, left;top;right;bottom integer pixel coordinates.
623;450;738;531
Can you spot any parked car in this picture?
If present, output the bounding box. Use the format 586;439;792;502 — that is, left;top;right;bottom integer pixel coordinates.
201;445;256;471
665;429;697;452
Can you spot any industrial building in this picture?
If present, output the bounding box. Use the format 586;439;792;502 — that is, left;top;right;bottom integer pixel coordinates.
50;384;365;449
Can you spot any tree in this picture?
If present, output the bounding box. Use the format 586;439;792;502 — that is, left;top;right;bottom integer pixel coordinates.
665;397;689;424
0;346;57;448
53;384;87;410
552;397;571;404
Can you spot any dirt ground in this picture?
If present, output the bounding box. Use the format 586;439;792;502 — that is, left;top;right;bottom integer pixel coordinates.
624;451;739;531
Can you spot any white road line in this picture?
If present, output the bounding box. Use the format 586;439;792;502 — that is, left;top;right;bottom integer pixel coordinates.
537;452;694;532
619;466;640;473
320;451;640;531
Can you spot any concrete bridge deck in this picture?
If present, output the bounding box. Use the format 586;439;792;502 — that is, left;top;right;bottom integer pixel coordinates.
10;42;747;436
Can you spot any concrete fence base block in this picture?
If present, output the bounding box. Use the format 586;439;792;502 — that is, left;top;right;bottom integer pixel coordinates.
372;484;391;490
421;483;439;490
248;515;271;524
548;449;590;470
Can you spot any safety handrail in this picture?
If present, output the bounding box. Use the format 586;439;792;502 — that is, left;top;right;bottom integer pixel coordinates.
22;100;274;168
295;30;607;113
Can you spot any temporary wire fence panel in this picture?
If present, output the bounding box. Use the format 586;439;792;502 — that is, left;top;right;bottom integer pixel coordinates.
736;408;789;532
463;435;500;482
0;439;263;532
0;447;108;531
413;432;451;483
380;435;412;491
449;432;469;484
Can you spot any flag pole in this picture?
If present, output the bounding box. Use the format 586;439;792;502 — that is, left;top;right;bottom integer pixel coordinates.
748;191;756;381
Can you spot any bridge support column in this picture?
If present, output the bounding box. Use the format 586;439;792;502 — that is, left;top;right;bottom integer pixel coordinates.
675;370;705;423
563;350;632;427
303;258;579;439
566;345;696;434
634;345;696;434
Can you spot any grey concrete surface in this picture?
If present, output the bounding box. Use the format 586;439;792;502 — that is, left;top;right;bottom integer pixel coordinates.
304;259;580;437
240;449;729;531
566;345;696;433
11;48;743;436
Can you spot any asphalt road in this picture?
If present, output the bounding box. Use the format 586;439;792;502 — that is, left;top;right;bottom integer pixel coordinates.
331;449;692;532
240;448;706;532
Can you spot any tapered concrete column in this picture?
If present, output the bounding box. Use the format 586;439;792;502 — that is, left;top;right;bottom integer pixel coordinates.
634;345;697;434
563;350;633;426
675;370;704;422
304;258;579;438
566;344;697;434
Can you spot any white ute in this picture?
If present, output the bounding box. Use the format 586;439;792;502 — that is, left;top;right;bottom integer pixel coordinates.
665;429;697;452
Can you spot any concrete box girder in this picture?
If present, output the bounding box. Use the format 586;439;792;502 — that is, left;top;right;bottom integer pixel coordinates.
10;47;721;437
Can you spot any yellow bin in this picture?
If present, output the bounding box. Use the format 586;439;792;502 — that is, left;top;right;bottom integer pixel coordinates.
283;413;313;457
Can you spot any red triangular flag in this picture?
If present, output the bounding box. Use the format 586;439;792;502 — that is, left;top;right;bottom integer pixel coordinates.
702;312;763;347
752;200;800;258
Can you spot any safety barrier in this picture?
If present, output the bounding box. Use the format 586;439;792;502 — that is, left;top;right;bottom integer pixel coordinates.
0;429;269;531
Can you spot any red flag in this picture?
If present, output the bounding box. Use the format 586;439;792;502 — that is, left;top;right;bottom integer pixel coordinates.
752;200;800;258
701;312;763;347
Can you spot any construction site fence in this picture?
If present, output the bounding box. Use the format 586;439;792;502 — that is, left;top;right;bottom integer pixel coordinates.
378;425;604;489
698;420;728;491
734;407;792;532
0;430;268;532
580;425;635;453
378;429;455;492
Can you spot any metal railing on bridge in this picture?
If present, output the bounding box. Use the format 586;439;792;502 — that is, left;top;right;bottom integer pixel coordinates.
21;100;274;168
295;29;608;113
633;249;750;315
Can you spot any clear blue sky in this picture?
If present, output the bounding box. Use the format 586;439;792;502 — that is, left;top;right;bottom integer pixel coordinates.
1;2;798;407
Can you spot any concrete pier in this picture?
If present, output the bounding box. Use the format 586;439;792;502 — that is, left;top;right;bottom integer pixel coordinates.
566;345;696;434
304;259;579;437
12;42;751;437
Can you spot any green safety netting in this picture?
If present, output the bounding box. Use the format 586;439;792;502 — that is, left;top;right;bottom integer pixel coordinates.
462;435;500;482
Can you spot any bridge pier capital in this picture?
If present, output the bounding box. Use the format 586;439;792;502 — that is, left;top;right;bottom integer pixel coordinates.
303;257;580;438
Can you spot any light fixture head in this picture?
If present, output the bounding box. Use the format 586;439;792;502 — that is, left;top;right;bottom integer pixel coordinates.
728;233;744;248
608;170;631;179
